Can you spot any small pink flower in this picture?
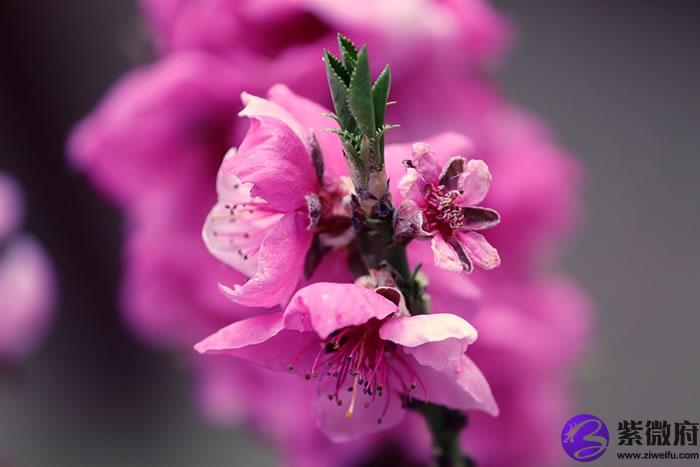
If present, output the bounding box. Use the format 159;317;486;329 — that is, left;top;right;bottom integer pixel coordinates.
203;85;353;308
398;142;501;273
0;173;56;363
195;282;498;442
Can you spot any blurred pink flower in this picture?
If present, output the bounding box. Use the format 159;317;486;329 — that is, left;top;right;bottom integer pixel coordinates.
196;282;497;442
141;0;509;70
195;356;433;467
68;1;592;466
463;274;593;467
0;173;56;363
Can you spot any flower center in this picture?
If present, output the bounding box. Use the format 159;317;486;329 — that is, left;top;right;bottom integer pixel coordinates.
311;177;353;236
315;189;352;234
423;184;464;237
290;318;423;424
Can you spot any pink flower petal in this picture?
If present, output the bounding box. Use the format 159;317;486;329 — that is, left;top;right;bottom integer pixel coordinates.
194;312;318;373
430;235;464;272
407;338;469;372
267;84;346;179
394;200;431;240
239;90;305;139
457;231;501;270
202;149;283;277
381;313;478;373
438;156;466;189
396;169;426;205
385;132;474;193
220;212;312;308
411;142;441;184
457;159;492;207
284;283;397;339
312;375;406;442
462;207;500;231
411;353;499;416
226;116;318;212
379;313;478;349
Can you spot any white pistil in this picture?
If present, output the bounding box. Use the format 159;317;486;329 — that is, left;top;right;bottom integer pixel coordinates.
345;372;361;419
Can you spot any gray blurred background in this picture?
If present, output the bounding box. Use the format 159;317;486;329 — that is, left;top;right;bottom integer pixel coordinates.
0;1;698;466
493;2;700;466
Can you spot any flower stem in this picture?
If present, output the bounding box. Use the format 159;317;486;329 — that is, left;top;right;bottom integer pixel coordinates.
352;213;427;315
326;33;469;466
408;401;475;467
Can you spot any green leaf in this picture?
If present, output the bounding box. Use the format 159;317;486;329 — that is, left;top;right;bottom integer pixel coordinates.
324;51;355;131
359;134;374;172
376;123;399;137
371;65;391;163
372;64;391;130
323;50;351;86
321;112;340;123
328;129;362;166
337;34;358;69
347;46;376;140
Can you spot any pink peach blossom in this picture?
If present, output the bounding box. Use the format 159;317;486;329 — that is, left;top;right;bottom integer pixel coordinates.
196;283;497;442
387;71;583;267
398;142;501;274
202;85;353;307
